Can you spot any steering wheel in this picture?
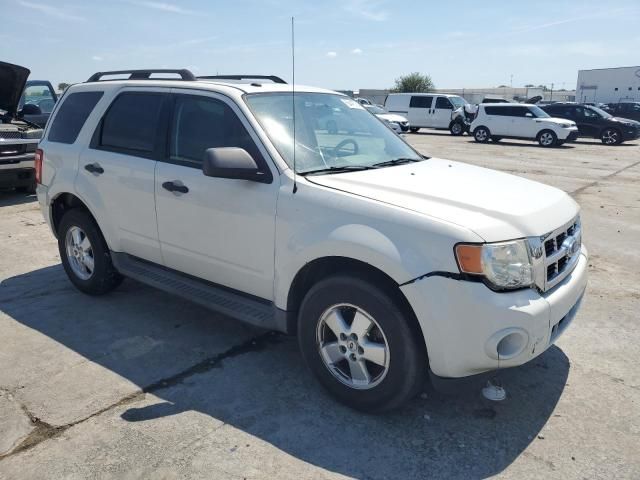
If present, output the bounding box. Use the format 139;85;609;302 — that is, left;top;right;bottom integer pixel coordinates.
332;139;359;157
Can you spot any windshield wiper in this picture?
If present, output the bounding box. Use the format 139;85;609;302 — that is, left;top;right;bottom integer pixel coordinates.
371;157;425;168
301;165;379;176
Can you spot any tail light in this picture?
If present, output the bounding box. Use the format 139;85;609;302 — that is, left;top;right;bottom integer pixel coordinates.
35;148;43;184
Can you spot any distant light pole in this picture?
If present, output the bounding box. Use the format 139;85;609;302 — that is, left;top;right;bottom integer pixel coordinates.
550;82;554;102
510;74;513;88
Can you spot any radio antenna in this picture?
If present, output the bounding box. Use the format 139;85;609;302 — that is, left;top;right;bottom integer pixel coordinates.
291;16;298;194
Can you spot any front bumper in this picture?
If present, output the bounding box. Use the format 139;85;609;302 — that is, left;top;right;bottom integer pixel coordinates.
621;128;640;141
0;158;35;188
565;131;579;142
401;246;588;379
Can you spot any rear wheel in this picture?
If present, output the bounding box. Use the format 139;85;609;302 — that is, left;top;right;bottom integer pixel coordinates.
298;275;427;413
537;130;558;147
601;128;621;145
57;209;123;295
474;126;490;143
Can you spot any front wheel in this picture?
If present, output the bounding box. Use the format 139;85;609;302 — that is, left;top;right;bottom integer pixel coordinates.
538;130;558;147
409;127;420;133
298;276;427;413
474;126;490;143
450;121;465;136
601;128;621;145
58;209;123;295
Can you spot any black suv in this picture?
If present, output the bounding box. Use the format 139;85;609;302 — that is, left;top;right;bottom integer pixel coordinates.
541;103;640;145
605;102;640;122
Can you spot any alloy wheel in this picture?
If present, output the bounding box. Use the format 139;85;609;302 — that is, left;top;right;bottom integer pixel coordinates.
65;226;95;280
602;129;619;145
540;132;555;146
316;303;390;390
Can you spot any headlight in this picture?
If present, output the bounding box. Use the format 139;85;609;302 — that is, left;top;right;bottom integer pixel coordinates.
455;240;533;290
560;123;571;128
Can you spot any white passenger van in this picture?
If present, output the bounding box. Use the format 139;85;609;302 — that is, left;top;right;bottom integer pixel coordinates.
384;93;467;133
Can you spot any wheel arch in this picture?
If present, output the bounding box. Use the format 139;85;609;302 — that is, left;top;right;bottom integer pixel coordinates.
51;192;102;241
285;256;427;354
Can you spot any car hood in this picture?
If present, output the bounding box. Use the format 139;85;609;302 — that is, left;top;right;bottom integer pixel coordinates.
611;117;640;126
536;117;574;126
376;113;408;123
307;158;579;241
0;61;30;117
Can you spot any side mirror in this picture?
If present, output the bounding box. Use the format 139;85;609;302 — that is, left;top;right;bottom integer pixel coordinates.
20;104;42;116
202;147;269;183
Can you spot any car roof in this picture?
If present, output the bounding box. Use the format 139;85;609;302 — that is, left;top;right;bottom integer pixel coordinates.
388;92;460;97
482;103;534;107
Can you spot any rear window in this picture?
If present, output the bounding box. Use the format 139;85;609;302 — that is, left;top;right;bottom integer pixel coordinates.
99;92;164;153
48;91;103;144
409;96;433;108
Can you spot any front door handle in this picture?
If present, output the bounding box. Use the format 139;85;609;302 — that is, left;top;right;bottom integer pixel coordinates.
162;181;189;194
84;163;104;174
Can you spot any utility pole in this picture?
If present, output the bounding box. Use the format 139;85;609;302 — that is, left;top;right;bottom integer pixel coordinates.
510;74;513;88
550;82;554;102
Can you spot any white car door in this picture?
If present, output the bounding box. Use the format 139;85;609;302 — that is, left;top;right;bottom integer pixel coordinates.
407;95;433;127
76;88;169;263
509;106;538;138
154;90;279;300
432;96;455;128
482;106;509;136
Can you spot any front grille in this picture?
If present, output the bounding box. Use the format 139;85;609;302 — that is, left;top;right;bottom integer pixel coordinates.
0;131;23;140
0;144;26;157
542;217;581;290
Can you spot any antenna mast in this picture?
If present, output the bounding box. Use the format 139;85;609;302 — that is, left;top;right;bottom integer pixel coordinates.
291;16;297;194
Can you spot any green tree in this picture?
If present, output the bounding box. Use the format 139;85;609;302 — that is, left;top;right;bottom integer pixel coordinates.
58;82;70;91
391;72;435;93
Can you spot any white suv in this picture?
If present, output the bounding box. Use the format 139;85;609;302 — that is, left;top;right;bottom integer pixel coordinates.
471;103;579;147
36;70;588;412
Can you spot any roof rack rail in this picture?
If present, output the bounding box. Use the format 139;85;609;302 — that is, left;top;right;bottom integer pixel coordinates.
87;69;196;82
198;75;287;84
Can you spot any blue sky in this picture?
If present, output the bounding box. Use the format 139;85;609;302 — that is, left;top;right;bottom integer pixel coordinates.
1;0;639;90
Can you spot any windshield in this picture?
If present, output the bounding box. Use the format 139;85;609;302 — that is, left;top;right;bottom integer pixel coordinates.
588;106;612;119
245;93;422;174
529;105;550;118
450;96;467;109
365;105;386;114
19;83;56;113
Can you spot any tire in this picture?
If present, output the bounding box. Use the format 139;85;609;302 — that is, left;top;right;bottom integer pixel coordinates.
298;275;427;413
57;208;123;295
400;125;409;132
491;136;502;142
409;127;420;133
537;129;558;147
473;126;490;143
450;122;464;136
601;128;622;145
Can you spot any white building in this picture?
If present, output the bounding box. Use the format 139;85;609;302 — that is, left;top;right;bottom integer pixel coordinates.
576;66;640;104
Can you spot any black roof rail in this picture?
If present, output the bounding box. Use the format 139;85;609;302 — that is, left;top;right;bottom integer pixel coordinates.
197;75;287;84
87;69;196;82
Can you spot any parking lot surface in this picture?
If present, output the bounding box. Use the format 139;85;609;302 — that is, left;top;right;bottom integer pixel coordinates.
1;133;638;479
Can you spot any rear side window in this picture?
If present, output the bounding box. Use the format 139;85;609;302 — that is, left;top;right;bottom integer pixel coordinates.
169;95;263;167
435;97;453;109
409;96;433;108
48;91;103;144
509;106;530;117
484;106;507;116
99;92;165;154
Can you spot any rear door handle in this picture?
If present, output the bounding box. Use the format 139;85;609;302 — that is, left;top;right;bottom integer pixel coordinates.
84;163;104;174
162;181;189;194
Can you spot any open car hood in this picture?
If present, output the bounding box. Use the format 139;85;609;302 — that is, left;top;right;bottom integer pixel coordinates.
0;61;30;117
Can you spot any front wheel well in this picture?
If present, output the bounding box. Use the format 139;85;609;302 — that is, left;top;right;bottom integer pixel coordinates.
286;257;425;346
51;193;95;237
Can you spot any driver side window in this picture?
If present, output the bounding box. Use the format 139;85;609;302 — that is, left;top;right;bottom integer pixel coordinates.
169;95;263;168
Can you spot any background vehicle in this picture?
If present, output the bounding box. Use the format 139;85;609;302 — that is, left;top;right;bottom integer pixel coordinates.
19;80;58;127
37;69;587;412
364;104;410;132
541;103;640;145
470;103;579;147
481;97;510;104
450;104;478;136
0;61;43;193
384;93;467;133
604;102;640;122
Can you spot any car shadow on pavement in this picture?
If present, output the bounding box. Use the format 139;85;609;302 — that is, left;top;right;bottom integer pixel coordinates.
1;265;570;479
465;140;575;149
0;190;37;207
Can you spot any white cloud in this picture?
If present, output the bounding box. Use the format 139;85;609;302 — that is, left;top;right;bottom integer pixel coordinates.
351;48;363;55
91;55;103;61
134;1;195;15
326;51;337;58
343;0;388;21
18;0;85;21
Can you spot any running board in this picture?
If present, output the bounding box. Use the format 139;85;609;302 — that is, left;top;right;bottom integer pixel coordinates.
111;252;284;331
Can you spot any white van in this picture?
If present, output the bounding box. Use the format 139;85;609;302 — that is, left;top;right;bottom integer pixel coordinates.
384;93;467;133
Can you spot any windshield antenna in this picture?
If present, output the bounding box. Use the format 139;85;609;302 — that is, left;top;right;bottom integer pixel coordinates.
291;16;298;194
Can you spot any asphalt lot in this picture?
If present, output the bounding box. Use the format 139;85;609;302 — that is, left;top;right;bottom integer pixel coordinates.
1;132;639;479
